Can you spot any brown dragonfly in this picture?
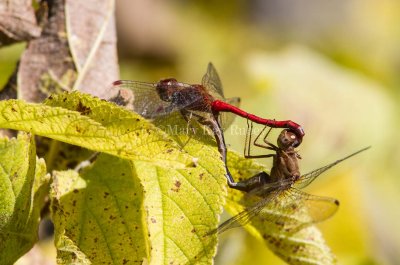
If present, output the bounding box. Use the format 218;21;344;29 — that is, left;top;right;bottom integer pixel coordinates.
212;122;370;234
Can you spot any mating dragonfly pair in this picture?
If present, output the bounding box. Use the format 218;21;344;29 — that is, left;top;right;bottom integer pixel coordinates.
111;63;368;234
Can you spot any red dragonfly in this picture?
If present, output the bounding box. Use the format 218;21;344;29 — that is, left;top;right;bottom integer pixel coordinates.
211;123;370;234
111;63;305;190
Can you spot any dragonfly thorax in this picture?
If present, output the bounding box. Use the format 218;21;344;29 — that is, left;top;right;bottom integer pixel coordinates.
156;78;180;101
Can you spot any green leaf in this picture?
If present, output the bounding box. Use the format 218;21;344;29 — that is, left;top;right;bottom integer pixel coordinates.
0;133;49;264
136;162;221;264
0;91;230;263
0;91;194;168
51;155;146;264
224;151;337;265
144;114;227;264
51;149;226;264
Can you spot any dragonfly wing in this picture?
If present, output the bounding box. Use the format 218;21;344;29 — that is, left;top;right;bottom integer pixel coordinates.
246;177;292;197
110;80;179;118
210;191;280;235
218;97;241;130
295;165;331;190
295;146;370;189
225;97;240;107
201;62;225;98
264;188;339;233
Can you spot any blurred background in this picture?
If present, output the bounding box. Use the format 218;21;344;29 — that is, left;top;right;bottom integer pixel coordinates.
1;0;399;264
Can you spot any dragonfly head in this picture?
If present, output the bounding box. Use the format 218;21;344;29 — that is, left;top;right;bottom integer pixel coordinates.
284;121;304;147
277;129;301;149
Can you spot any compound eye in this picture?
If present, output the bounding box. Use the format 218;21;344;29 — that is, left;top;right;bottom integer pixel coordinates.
289;134;298;146
291;136;301;148
285;131;299;147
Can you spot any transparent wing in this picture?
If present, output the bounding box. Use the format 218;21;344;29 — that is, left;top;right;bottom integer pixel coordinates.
110;80;203;119
218;97;241;130
208;191;280;235
204;178;285;235
201;63;242;130
210;182;338;235
110;80;174;118
225;97;240;107
295;146;370;189
245;177;291;197
256;188;339;233
201;62;225;99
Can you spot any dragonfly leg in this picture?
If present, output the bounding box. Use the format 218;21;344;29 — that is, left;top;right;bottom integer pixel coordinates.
198;114;241;187
253;124;277;150
196;113;268;192
228;171;269;192
244;121;277;158
205;115;269;191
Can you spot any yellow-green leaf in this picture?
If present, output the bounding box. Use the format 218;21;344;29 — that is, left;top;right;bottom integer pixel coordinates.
51;145;226;264
140;114;228;264
0;91;194;168
51;154;147;264
0;133;49;264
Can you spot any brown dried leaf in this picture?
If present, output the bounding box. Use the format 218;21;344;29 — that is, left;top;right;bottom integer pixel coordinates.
1;0;118;102
0;0;119;175
66;0;119;98
0;0;41;46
